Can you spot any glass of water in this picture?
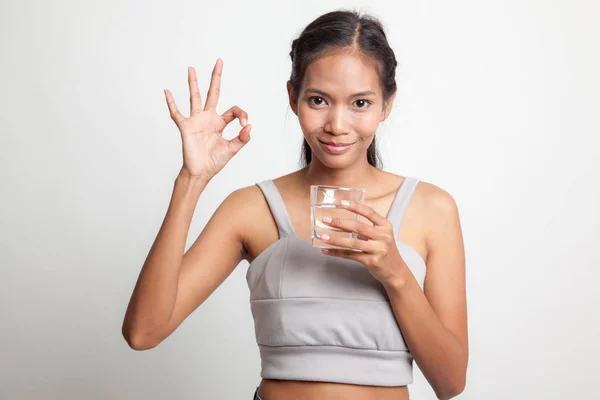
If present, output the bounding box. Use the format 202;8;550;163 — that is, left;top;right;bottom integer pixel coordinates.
310;185;366;249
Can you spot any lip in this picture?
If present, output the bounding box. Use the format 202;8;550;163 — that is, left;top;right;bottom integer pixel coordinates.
318;139;356;154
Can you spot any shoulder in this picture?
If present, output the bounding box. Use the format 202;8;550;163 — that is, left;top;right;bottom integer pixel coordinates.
413;179;459;217
224;176;288;228
222;182;268;216
379;171;450;209
412;179;462;250
386;172;459;224
213;183;270;238
209;185;262;245
215;183;269;260
220;183;258;208
226;171;299;215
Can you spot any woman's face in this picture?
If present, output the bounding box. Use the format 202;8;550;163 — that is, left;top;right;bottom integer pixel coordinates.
288;51;395;168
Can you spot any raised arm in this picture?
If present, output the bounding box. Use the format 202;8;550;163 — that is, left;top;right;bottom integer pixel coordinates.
122;60;253;350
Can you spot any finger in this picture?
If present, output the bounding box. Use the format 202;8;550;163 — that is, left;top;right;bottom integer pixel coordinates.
320;234;371;253
188;66;203;115
227;124;252;155
339;200;388;227
204;58;223;111
356;233;370;241
221;105;248;127
164;89;186;125
321;248;370;264
321;216;380;241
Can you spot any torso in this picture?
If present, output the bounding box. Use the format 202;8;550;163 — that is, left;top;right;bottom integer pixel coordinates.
241;168;428;400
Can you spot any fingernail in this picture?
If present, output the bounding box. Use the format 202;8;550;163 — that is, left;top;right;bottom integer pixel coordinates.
341;200;350;207
321;234;330;241
322;217;332;223
321;249;329;254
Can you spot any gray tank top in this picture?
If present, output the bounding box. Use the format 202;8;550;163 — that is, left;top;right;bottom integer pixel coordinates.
245;177;425;387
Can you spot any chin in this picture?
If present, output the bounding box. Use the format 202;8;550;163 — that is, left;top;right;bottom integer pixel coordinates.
313;152;356;169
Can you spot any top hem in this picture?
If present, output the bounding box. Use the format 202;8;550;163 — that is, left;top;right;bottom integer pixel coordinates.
258;344;414;387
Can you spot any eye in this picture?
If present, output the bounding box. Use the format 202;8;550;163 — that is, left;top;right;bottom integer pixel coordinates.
308;96;327;106
354;99;372;109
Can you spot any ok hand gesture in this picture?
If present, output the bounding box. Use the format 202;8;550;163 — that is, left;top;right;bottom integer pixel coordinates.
164;59;252;180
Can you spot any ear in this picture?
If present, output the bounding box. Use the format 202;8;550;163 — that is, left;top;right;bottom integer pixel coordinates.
381;89;397;121
287;80;298;115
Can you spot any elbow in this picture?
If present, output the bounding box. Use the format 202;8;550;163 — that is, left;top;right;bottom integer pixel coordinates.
122;327;161;351
125;336;159;351
435;375;466;400
434;345;468;399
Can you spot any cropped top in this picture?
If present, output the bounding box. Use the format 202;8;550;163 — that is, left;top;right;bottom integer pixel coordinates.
245;177;426;387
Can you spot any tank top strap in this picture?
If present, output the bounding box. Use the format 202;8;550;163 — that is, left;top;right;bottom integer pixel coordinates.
386;177;420;238
256;180;296;239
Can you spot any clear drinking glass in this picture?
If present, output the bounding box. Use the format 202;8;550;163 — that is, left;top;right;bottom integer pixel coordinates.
310;185;366;249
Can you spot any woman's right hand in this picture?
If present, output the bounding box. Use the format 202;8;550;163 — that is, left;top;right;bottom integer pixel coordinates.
164;59;252;181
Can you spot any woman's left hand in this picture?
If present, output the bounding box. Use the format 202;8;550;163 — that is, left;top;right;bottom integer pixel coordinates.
319;200;408;286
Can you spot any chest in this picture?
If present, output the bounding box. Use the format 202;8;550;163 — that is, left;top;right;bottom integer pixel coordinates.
245;192;426;265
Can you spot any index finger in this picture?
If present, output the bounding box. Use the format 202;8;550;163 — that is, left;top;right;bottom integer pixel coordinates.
204;58;223;111
339;200;388;227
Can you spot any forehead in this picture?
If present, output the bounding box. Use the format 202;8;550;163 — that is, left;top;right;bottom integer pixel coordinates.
302;52;381;95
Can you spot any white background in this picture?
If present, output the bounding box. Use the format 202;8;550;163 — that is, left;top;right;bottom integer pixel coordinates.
1;0;599;398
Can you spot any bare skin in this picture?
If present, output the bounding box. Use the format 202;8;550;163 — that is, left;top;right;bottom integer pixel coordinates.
122;52;467;400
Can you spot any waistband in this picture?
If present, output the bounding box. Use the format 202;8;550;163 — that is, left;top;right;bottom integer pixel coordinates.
259;344;414;386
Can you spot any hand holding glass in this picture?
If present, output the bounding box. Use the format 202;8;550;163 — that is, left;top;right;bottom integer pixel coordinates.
310;185;366;250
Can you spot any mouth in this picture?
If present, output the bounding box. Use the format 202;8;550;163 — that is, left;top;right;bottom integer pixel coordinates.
318;139;357;154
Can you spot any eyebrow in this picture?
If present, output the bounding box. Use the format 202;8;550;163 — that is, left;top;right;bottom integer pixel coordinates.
305;88;377;97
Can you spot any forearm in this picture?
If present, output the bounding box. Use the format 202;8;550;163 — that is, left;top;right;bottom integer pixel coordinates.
383;268;467;399
122;169;209;348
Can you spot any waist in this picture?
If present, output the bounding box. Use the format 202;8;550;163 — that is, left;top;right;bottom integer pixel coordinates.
258;379;410;400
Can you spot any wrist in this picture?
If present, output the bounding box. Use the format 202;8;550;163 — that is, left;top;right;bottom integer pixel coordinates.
177;167;212;185
174;169;210;201
382;263;411;293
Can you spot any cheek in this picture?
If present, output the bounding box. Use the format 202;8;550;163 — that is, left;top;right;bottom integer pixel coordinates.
297;107;324;132
353;113;381;136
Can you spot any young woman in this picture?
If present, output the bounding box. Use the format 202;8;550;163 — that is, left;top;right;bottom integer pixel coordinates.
122;10;468;400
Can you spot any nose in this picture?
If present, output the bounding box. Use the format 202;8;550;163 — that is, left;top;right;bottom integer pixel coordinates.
323;106;349;136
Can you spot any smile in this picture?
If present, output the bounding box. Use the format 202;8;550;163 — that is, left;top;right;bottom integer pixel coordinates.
318;139;357;154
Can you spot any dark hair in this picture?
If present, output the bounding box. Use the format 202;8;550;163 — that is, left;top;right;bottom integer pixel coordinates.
289;9;398;169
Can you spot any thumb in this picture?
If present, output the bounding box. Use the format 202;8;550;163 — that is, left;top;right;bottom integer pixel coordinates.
227;124;252;155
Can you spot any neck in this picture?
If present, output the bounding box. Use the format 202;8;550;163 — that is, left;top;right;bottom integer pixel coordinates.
300;158;379;189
